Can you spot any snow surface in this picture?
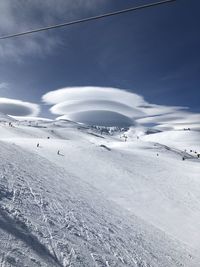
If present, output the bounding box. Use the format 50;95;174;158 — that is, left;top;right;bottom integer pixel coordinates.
0;120;200;266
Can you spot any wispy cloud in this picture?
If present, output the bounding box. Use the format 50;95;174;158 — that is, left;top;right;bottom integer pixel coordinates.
0;0;106;60
0;82;9;90
136;112;200;130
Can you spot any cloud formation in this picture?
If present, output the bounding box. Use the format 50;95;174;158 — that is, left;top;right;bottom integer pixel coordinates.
0;82;9;90
50;100;144;118
57;111;134;127
43;86;146;127
0;0;106;59
42;86;145;106
136;112;200;130
42;86;200;129
0;98;40;116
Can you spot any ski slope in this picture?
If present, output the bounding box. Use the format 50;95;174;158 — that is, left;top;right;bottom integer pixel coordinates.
142;129;200;151
0;119;200;266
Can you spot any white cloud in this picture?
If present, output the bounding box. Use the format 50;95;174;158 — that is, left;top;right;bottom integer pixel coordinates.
50;99;145;118
42;86;200;128
137;112;199;124
0;82;9;90
42;86;146;106
43;86;148;126
0;98;40;116
136;111;200;130
43;86;200;128
57;111;134;127
137;104;187;117
0;0;106;59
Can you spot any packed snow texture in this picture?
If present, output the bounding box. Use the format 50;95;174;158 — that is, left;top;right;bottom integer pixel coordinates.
0;117;200;266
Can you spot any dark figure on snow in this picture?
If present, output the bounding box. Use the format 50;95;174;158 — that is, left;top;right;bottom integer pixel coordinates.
57;150;60;155
123;135;127;142
37;143;39;147
182;157;185;161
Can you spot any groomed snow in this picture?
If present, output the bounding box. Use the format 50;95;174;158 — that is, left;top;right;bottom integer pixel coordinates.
0;120;200;266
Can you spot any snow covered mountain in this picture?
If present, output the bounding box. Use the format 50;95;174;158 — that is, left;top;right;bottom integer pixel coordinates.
0;119;199;266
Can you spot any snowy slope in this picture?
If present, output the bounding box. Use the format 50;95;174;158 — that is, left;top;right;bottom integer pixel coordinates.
142;129;200;151
0;121;200;266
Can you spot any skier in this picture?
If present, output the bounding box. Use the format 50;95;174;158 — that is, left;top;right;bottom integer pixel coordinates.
123;134;127;142
37;143;39;147
57;150;60;155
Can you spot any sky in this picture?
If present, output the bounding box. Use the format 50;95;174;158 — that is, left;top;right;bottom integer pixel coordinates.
0;0;199;128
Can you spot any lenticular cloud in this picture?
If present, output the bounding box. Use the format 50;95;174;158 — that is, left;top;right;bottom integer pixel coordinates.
42;86;146;126
50;100;144;118
57;111;134;127
42;86;200;128
0;98;40;117
42;86;145;106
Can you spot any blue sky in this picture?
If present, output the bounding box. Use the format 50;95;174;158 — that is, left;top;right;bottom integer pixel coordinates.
0;0;199;127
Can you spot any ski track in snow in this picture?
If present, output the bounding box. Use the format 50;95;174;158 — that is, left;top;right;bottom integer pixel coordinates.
0;122;200;266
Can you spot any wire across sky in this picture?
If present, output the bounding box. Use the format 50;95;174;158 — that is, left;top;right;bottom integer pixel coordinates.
0;0;176;40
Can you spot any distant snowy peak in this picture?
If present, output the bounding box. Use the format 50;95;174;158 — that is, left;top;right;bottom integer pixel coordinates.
10;116;53;122
89;125;129;136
